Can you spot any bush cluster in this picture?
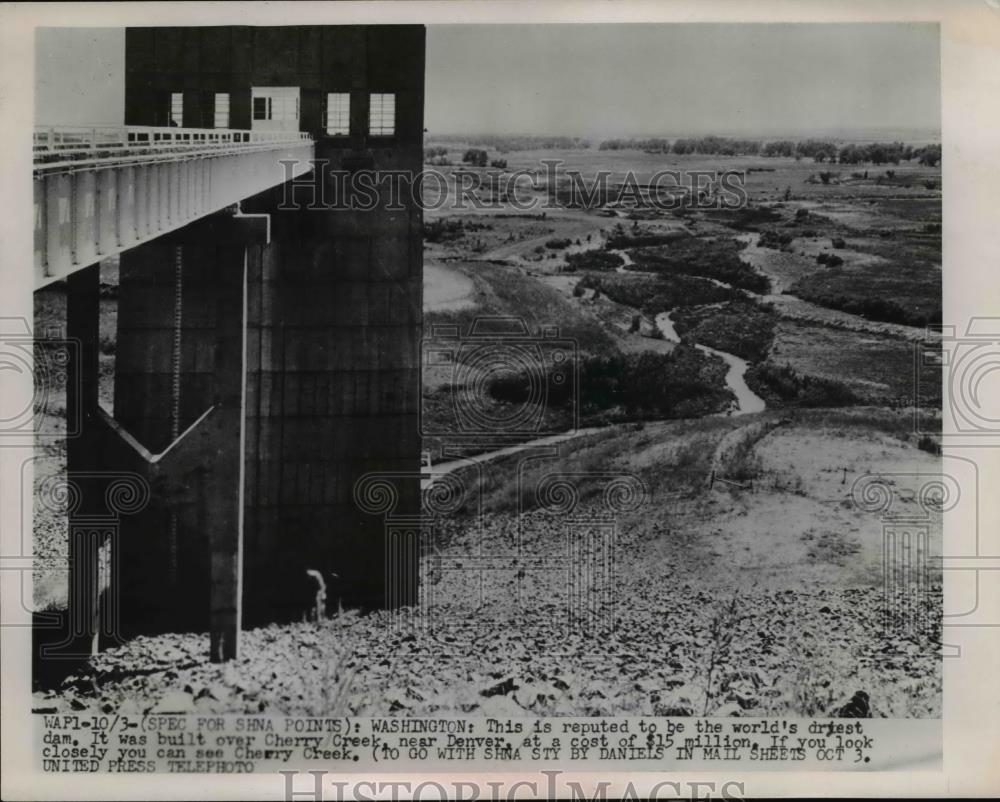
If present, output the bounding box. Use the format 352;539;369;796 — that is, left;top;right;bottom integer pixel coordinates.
757;229;793;250
487;347;732;420
670;300;777;363
564;250;624;272
424;218;492;243
817;252;845;267
627;237;771;294
744;362;859;408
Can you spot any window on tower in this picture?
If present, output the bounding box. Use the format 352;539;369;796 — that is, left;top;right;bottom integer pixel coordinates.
368;93;396;136
326;93;350;136
170;92;183;127
213;93;230;128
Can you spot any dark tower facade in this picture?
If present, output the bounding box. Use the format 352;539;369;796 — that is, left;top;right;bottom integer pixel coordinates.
116;26;424;631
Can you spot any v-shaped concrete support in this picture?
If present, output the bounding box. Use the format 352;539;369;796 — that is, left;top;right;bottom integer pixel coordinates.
64;212;265;662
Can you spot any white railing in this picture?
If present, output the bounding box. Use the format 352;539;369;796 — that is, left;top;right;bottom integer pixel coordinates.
34;125;316;285
34;125;311;151
34;125;313;173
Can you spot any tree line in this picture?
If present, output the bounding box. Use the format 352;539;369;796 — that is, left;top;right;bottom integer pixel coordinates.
597;136;941;166
427;134;592;152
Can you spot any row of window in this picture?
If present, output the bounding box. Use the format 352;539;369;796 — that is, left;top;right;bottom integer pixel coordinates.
325;92;396;136
168;91;396;135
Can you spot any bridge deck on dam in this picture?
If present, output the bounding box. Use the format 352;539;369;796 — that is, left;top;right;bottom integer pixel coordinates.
33;125;314;288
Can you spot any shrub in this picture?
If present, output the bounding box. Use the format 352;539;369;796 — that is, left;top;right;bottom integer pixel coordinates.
462;148;489;167
795;208;810;221
758;229;793;250
923;179;938;190
565;250;624;271
424;218;464;243
572;282;586;298
917;144;941;167
816;252;844;267
489;158;508;169
917;435;941;455
489;347;732;420
831;237;846;249
545;238;572;249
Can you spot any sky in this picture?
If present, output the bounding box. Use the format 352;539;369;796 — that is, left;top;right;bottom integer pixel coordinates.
35;23;940;139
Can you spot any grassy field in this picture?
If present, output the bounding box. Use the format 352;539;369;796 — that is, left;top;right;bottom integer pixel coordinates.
423;147;940;408
767;319;940;406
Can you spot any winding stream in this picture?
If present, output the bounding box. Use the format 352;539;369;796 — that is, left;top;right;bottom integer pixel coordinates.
597;242;766;415
424;270;765;488
654;311;766;416
612;249;635;272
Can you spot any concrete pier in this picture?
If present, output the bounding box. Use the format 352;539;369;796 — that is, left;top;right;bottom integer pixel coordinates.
44;26;425;659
